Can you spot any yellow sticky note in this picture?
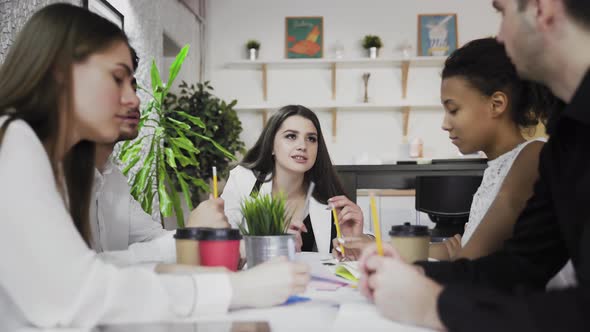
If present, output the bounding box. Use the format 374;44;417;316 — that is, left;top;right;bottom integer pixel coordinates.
335;265;358;283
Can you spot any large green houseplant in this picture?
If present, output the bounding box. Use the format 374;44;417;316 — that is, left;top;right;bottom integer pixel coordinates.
239;193;296;267
164;81;245;206
118;45;234;228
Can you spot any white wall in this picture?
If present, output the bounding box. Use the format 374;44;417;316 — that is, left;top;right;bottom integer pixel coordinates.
207;0;501;164
0;0;81;64
108;0;202;99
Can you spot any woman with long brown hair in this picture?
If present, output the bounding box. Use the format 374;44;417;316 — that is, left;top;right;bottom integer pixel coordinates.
222;105;373;255
0;4;307;329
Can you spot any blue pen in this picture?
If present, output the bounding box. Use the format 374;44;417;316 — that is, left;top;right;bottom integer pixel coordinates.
283;295;311;305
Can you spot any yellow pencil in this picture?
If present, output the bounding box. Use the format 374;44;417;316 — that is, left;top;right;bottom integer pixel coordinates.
370;194;383;256
332;206;345;256
212;166;218;198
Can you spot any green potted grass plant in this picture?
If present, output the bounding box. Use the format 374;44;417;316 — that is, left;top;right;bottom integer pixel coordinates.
246;39;260;60
238;193;296;267
362;35;383;59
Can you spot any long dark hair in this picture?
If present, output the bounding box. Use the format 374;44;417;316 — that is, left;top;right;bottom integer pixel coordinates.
442;37;562;129
0;4;130;245
241;105;346;204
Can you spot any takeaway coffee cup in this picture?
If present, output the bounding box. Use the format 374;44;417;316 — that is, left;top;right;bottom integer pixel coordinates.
174;227;209;265
389;222;430;263
198;228;242;271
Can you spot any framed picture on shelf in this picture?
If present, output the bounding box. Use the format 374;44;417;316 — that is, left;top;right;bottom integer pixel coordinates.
417;14;458;56
83;0;124;30
285;16;323;59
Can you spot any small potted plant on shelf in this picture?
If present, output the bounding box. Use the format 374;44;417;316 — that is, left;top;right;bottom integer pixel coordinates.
363;35;383;59
238;193;296;268
246;39;260;61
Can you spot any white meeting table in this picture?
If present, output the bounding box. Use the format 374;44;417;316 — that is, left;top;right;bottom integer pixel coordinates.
16;253;434;332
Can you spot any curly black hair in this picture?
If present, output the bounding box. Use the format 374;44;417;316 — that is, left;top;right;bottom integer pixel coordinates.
442;37;562;128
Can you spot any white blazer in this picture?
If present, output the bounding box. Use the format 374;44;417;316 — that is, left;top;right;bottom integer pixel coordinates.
222;165;371;254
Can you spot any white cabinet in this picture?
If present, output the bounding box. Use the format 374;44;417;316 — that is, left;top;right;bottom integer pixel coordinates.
357;189;435;239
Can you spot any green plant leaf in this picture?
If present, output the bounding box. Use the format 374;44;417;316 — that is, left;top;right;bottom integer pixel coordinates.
122;154;142;176
239;193;290;236
145;178;155;216
157;165;173;217
175;170;194;211
166;117;191;130
176;111;206;128
150;59;163;96
140;176;153;213
170;136;200;154
119;137;145;163
131;140;156;202
192;132;236;160
188;176;210;192
162;164;185;228
164;147;177;169
166;44;190;95
171;145;194;167
119;139;133;155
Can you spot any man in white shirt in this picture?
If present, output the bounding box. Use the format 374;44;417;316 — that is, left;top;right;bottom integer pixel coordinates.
92;52;229;266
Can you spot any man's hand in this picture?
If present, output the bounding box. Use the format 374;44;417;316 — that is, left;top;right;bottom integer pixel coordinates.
187;196;230;228
359;243;444;330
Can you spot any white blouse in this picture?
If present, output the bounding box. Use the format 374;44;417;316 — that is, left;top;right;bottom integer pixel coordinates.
92;160;176;266
462;139;541;245
0;118;231;330
221;165;373;254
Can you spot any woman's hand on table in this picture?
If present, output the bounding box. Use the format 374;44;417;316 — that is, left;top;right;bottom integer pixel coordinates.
331;235;374;261
444;234;462;260
328;195;364;236
187;195;230;228
229;257;310;309
358;243;444;330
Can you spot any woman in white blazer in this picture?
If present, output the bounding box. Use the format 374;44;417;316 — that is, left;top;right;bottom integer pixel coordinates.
222;105;372;255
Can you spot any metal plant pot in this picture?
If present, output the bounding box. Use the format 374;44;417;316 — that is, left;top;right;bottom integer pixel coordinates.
244;234;296;268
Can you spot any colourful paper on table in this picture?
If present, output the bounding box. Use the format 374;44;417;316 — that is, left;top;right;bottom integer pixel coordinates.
334;261;360;283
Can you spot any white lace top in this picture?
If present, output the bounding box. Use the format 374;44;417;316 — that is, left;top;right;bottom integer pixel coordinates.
461;139;542;246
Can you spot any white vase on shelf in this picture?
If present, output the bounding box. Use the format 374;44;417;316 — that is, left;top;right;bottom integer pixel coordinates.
249;48;258;61
369;47;378;59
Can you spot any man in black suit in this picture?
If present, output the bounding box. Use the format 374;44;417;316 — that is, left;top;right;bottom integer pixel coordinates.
359;1;590;331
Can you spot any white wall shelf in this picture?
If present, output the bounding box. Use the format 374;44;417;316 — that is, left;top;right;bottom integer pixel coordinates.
234;101;442;111
225;56;446;139
225;56;446;69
